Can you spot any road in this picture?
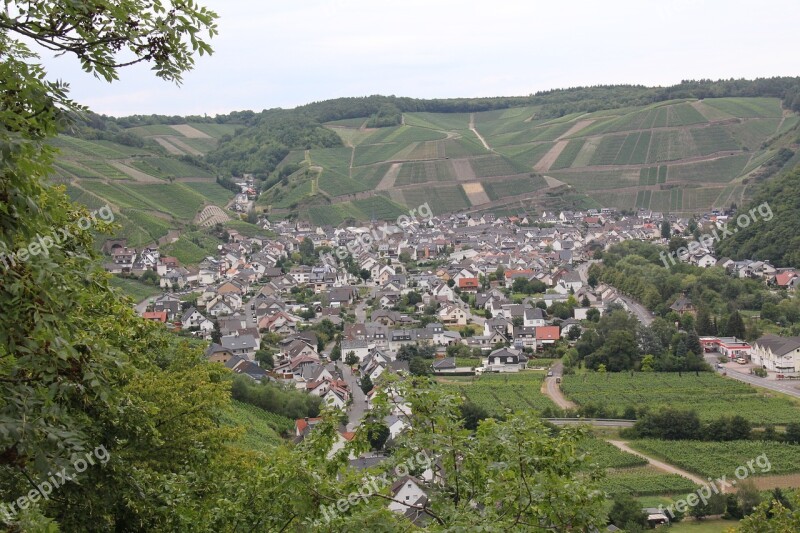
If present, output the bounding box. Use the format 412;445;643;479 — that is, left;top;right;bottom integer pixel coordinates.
337;361;367;431
606;440;715;490
704;354;800;399
354;286;377;323
575;260;654;326
616;294;654;326
541;362;576;409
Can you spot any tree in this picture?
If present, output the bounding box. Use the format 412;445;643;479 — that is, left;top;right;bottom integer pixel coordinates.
726;310;747;339
459;401;489;431
737;479;762;516
406;291;422;306
580;295;590;307
408;356;432;376
360;374;374;394
738;489;800;532
608;493;648;531
632;409;702;440
330;343;342;361
690;492;726;520
785;422;800;443
255;348;275;369
661;218;671;239
696;306;716;336
365;422;390;451
359;269;371;282
344;351;359;366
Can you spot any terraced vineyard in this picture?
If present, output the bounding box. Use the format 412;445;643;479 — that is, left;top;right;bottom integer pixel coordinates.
561;372;800;425
256;96;797;220
54;126;237;253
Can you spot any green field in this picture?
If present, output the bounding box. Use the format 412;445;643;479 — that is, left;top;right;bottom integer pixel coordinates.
600;467;699;497
483;175;548;200
130;157;214;179
161;231;224;264
304;196;407;226
183;181;236;205
108;276;163;302
437;371;557;417
629;439;800;478
396;160;457;185
561;372;800;425
400;185;471;214
667;153;751;183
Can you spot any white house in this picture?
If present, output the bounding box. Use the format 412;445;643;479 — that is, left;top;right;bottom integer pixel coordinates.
751;335;800;375
484;347;528;373
388;477;427;514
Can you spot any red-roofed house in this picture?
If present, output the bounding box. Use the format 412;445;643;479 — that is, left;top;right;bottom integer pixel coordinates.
458;277;479;292
295;417;323;437
535;326;560;347
504;269;534;286
775;271;798;289
142;311;168;323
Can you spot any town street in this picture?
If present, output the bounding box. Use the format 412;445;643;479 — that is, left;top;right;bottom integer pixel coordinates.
703;353;800;399
336;361;368;431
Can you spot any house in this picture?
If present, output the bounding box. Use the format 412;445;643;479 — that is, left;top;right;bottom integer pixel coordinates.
360;349;392;381
696;253;717;268
438;304;466;326
669;295;695;315
151;294;182;320
388;476;428;515
322;384;350;409
513;326;537;349
181;307;212;331
485;347;527;372
205;343;234;364
224;356;267;381
384;414;407;440
142;311;168;323
535;326;560;347
751;335;800;375
457;277;480;292
341;339;371;362
523;307;546;327
560;319;582;339
220;334;259;360
432;357;456;373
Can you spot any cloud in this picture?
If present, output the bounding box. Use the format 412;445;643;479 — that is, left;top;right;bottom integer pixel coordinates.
36;0;800;116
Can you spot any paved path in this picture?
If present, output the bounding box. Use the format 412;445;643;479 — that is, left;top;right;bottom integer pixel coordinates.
606;440;714;489
337;361;367;431
541;361;576;409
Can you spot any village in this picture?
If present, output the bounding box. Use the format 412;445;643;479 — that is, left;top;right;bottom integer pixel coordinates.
104;206;800;519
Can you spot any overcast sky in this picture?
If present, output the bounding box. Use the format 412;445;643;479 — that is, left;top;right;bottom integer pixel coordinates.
38;0;800;117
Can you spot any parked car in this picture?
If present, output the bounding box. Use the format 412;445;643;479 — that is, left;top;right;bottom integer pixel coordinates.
735;357;747;364
547;371;553;377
